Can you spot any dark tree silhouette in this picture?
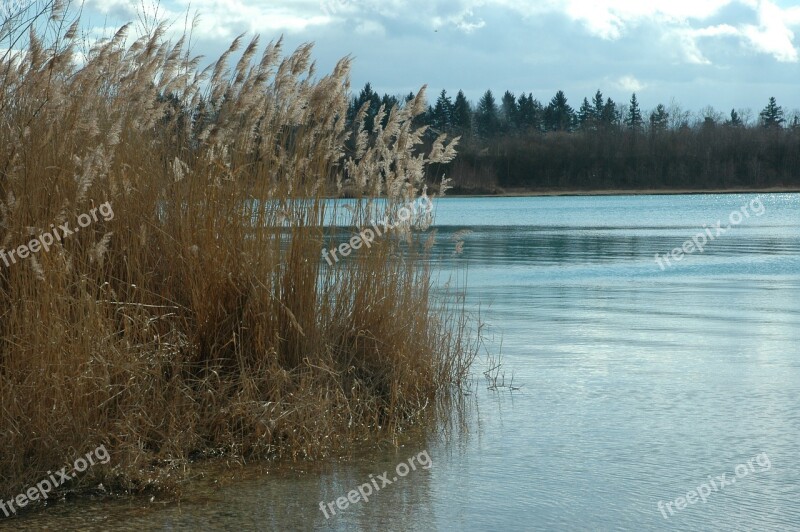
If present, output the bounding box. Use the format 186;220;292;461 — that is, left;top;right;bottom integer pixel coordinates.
625;93;643;132
345;82;800;194
517;93;542;132
649;104;669;133
476;90;500;137
760;97;785;129
452;90;472;134
501;91;518;132
725;108;742;128
578;97;595;130
349;83;383;131
544;90;575;132
432;89;453;131
592;90;605;118
600;97;618;128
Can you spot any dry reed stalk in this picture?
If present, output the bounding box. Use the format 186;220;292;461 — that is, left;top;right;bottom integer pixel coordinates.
0;3;478;511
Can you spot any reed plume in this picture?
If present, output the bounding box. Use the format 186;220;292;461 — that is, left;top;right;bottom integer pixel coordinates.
0;3;476;507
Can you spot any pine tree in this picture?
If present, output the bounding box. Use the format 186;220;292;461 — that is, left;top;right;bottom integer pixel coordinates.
500;90;518;132
452;90;472;134
516;93;542;132
578;97;595;129
544;90;575;132
432;89;454;131
724;108;743;128
649;104;669;132
592;90;605;119
380;94;398;109
759;97;785;129
600;97;618;128
349;82;383;131
425;104;435;127
476;90;500;137
625;93;643;132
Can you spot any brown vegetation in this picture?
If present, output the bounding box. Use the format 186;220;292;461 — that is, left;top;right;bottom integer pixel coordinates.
0;3;474;511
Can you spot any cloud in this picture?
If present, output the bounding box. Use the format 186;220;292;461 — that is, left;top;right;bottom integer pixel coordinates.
550;0;732;40
666;1;800;63
85;0;799;64
505;0;800;63
616;75;646;92
431;8;486;33
78;0;800;113
355;19;386;36
739;0;798;62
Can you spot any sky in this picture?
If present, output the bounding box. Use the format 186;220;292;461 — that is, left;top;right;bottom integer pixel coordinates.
78;0;800;118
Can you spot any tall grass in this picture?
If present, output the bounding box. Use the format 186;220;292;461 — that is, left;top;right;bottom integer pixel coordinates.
0;2;475;505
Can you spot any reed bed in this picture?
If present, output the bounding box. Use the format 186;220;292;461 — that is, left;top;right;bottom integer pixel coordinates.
0;3;476;506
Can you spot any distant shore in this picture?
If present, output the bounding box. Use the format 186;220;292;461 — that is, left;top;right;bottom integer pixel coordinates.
444;186;800;198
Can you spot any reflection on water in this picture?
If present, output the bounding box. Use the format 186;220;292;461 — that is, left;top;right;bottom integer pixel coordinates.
7;193;800;531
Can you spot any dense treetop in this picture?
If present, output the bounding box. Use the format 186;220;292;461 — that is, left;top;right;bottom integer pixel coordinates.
346;84;800;192
348;84;799;138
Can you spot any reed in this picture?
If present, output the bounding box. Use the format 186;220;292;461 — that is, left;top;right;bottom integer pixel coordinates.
0;2;476;505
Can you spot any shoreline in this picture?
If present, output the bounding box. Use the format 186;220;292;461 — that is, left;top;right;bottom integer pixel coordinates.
443;187;800;198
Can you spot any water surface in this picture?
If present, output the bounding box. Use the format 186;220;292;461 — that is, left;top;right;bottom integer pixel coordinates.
9;193;800;531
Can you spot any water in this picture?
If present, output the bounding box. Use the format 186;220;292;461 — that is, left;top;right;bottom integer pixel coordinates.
7;193;800;531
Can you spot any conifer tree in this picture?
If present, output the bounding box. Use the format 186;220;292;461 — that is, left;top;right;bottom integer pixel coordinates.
517;93;542;132
724;108;743;127
600;97;618;128
625;93;643;132
592;90;605;118
476;90;500;137
501;90;518;132
578;97;595;129
452;90;472;134
544;90;575;132
432;89;454;131
759;97;785;129
649;104;669;132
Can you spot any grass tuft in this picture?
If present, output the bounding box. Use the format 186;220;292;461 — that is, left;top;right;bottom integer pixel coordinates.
0;5;476;507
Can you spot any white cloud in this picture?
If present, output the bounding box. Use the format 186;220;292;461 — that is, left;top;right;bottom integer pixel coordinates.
550;0;732;40
691;24;739;38
87;0;337;38
431;8;486;33
739;0;798;62
616;75;646;92
502;0;800;63
665;1;800;63
189;1;332;37
85;0;800;64
451;9;486;33
670;24;738;64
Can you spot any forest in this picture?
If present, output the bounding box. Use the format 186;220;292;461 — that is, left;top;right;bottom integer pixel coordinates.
348;84;800;193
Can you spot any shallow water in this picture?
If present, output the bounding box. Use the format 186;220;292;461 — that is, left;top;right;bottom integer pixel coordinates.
7;193;800;531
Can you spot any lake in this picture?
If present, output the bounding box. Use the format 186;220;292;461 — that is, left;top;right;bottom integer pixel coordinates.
10;193;800;531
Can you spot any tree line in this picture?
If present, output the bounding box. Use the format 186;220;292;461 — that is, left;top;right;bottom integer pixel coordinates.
347;84;800;192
